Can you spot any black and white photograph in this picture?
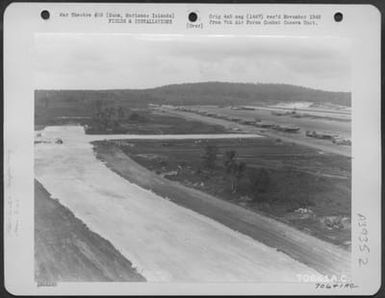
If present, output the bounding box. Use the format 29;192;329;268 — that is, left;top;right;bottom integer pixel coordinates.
34;34;352;283
3;3;381;296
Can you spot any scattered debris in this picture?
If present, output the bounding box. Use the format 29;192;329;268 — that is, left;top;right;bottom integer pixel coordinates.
286;208;315;220
160;170;178;178
332;137;352;146
294;208;314;219
306;131;351;146
319;216;350;230
295;208;313;214
343;240;352;247
121;142;135;147
239;195;253;202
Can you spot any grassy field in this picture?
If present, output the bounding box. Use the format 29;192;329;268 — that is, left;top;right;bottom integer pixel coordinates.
107;137;351;247
35;180;145;282
35;106;229;135
86;110;229;135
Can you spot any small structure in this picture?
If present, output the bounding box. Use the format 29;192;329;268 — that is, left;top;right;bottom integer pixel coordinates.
254;122;274;128
306;130;337;140
274;125;300;133
332;137;352;146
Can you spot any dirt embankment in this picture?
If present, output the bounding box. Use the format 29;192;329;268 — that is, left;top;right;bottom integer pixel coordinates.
35;179;145;282
114;137;351;247
93;143;351;278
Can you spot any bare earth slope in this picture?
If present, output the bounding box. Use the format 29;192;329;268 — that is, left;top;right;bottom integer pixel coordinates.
94;142;351;278
35;179;145;282
35;126;321;282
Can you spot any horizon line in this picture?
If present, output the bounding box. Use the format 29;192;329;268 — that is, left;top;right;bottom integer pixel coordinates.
34;81;352;93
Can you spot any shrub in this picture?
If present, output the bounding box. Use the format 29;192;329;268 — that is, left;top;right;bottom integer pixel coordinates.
202;145;219;169
248;167;271;200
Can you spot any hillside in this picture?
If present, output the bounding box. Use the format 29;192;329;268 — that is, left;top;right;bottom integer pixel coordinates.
150;82;351;106
35;82;350;125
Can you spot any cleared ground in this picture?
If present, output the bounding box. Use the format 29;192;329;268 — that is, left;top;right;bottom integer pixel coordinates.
35;179;145;282
35;126;328;282
182;105;350;137
94;141;351;277
95;137;351;247
160;106;351;157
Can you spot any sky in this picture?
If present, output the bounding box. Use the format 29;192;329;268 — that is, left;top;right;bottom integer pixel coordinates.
34;34;351;92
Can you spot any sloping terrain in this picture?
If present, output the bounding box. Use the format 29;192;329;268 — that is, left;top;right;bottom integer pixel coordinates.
35;126;323;282
151;82;351;106
103;137;351;247
35;82;351;126
35;179;145;282
94;142;351;278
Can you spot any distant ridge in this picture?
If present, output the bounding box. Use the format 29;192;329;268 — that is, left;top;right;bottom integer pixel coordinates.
149;82;351;106
36;82;351;108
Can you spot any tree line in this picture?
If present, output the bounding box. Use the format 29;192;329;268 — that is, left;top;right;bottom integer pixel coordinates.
201;144;270;199
91;100;146;131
